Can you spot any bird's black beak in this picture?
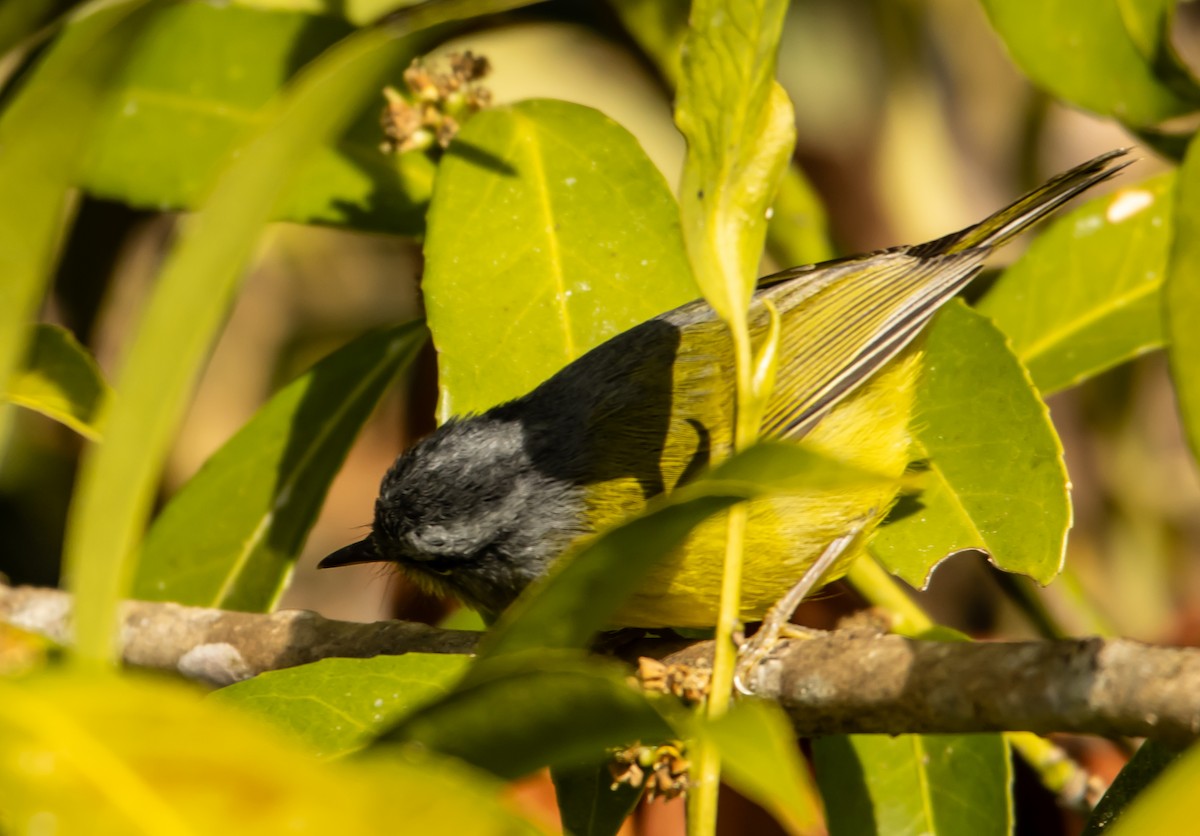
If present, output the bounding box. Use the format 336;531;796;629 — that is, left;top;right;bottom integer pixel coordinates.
317;536;382;569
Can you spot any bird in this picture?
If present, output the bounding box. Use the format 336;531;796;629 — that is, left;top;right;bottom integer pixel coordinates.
319;149;1131;629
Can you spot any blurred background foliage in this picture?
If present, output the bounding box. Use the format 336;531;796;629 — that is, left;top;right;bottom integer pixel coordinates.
3;0;1200;833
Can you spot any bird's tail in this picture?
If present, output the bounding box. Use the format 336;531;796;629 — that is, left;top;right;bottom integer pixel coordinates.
911;148;1133;258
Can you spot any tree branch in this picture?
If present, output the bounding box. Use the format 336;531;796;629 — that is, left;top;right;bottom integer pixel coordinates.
3;584;1198;743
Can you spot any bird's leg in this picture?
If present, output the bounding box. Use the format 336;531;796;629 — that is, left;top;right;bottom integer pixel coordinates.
734;521;867;695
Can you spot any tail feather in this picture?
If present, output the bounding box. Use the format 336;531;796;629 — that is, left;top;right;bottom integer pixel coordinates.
910;148;1133;258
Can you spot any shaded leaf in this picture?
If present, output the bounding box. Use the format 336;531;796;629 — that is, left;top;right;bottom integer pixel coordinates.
766;166;835;267
610;0;830;266
980;0;1199;126
0;0;153;444
381;653;675;780
979;172;1173;395
870;302;1070;587
674;0;795;322
82;2;435;234
215;653;470;757
423;98;696;419
6;323;109;440
1084;741;1184;835
135;323;426;611
813;733;1012;836
551;761;643;836
1167;134;1200;470
0;671;540;835
1106;739;1200;835
702;700;823;836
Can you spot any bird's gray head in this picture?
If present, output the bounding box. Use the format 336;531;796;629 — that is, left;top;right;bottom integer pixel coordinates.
362;413;588;617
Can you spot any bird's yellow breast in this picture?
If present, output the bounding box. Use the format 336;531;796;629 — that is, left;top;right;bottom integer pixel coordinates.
585;348;922;628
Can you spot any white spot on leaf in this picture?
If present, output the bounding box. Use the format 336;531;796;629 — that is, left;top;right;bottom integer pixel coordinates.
1106;189;1154;224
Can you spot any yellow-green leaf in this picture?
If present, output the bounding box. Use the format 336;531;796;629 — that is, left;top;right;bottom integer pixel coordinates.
1105;740;1200;836
0;671;540;835
675;0;795;322
215;653;471;757
870;302;1070;587
6;324;109;440
702;700;823;836
135;323;426;611
814;733;1012;836
0;0;153;445
81;2;435;235
979;172;1173;395
1167;133;1200;468
424;98;697;419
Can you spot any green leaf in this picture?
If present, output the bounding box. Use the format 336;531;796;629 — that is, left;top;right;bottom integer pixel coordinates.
81;2;435;234
423;98;697;419
135;322;426;610
477;441;894;663
551;761;643;836
1084;741;1183;835
607;0;689;86
63;0;538;665
675;0;795;322
813;733;1012;836
1106;740;1200;835
1117;0;1200;102
979;172;1173;396
0;0;154;446
1167;134;1200;470
610;0;831;269
215;653;471;757
979;0;1198;127
766;166;835;267
701;700;822;836
381;653;675;780
0;671;542;835
5;324;109;440
869;301;1070;587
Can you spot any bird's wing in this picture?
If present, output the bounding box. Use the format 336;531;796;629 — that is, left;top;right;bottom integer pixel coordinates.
760;248;986;439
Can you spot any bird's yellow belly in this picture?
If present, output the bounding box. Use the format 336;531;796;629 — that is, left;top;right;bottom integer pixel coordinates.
610;350;921;628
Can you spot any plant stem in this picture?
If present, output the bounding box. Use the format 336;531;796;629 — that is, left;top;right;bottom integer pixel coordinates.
690;322;756;836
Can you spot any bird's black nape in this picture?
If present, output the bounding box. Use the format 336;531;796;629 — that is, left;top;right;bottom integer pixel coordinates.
317;536;382;569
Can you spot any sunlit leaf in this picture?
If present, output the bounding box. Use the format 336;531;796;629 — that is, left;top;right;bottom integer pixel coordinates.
381;653;675;780
215;653;470;757
610;0;830;267
0;671;540;835
870;302;1070;587
551;762;643;836
423;98;697;419
0;0;153;444
1084;741;1183;835
702;700;823;836
980;0;1199;126
1116;0;1200;102
6;324;109;440
675;0;795;322
135;323;426;611
979;172;1173;395
63;0;537;666
813;733;1012;836
82;2;435;234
